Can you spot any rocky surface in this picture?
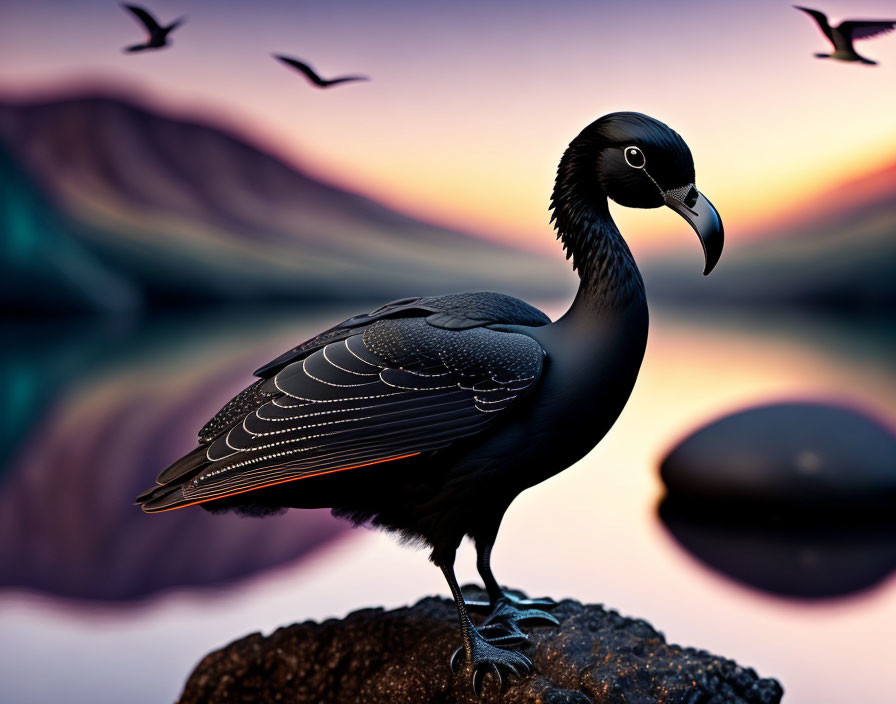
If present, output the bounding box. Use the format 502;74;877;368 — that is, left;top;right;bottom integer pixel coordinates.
178;589;783;704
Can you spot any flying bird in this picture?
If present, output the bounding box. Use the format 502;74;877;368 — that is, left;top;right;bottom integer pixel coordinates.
137;113;724;692
794;5;896;65
121;4;184;53
274;55;369;87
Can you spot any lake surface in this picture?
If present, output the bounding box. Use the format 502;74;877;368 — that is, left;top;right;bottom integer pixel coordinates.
1;302;893;704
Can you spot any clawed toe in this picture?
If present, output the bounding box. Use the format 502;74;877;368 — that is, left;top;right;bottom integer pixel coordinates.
470;652;530;696
449;645;464;672
478;620;529;646
484;598;560;629
509;595;556;609
501;592;557;610
508;607;560;626
451;633;532;695
463;598;492;613
472;662;501;696
464;591;558;615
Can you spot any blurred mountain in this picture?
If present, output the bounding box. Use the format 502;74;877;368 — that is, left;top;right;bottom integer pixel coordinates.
643;162;896;313
0;144;140;313
0;93;570;313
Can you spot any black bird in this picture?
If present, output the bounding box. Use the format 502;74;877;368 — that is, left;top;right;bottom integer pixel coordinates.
794;6;896;65
274;54;369;88
137;113;723;692
121;4;184;53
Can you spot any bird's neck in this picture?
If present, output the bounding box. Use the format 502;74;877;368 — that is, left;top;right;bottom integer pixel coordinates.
552;194;645;318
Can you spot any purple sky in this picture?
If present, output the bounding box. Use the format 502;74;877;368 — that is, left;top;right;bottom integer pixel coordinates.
2;0;895;253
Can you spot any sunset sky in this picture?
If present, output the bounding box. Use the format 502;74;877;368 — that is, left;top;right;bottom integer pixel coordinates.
2;0;895;257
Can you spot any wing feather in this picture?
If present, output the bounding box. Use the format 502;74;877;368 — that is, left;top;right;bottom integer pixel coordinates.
840;20;896;41
251;292;549;379
123;4;161;33
794;6;834;43
141;319;544;512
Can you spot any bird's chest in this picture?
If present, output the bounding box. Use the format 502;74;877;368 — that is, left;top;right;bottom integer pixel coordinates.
493;305;649;487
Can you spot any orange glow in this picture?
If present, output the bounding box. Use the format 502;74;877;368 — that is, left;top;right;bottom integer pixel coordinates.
147;452;421;513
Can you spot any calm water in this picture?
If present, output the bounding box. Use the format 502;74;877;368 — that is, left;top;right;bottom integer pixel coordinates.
1;303;894;704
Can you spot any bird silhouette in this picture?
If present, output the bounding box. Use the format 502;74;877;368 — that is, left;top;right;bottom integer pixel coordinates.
274;54;369;87
121;4;184;53
794;6;896;65
137;113;723;693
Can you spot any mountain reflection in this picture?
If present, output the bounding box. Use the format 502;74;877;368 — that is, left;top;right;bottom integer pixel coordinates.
0;308;355;602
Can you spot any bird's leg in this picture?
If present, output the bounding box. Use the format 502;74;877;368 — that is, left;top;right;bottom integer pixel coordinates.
466;537;559;642
477;541;507;604
465;536;558;612
439;558;531;695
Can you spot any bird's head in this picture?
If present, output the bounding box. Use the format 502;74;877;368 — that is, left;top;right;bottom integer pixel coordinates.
552;112;724;275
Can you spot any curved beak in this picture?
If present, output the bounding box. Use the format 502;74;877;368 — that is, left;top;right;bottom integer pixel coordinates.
665;189;724;275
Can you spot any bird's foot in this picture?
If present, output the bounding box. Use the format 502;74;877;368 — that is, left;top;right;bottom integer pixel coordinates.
464;591;558;650
468;592;559;630
477;618;530;647
465;590;557;614
485;595;559;627
449;630;532;696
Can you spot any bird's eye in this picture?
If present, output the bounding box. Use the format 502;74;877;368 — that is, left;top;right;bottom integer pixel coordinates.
623;146;646;169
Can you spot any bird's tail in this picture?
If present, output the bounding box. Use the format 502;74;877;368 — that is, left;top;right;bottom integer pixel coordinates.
124;43;148;52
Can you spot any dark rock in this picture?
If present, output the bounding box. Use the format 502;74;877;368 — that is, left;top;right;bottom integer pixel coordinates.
177;589;783;704
660;402;896;510
657;402;896;598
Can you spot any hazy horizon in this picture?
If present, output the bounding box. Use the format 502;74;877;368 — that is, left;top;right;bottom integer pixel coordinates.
2;0;895;259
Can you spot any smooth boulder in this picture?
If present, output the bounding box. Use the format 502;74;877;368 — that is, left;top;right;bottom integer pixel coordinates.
660;402;896;510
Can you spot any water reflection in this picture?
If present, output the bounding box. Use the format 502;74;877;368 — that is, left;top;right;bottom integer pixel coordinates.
658;497;896;599
0;308;358;601
0;306;894;704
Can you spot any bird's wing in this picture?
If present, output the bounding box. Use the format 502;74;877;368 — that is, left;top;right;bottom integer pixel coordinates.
166;17;186;33
249;298;441;381
274;55;327;86
251;292;551;380
122;4;161;33
838;20;896;42
794;6;835;43
322;75;369;86
138;318;545;511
